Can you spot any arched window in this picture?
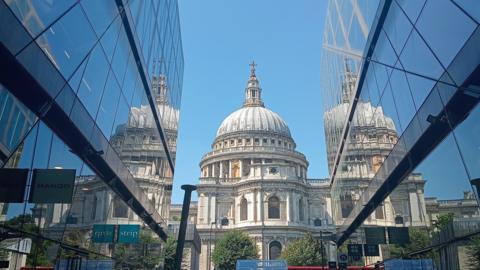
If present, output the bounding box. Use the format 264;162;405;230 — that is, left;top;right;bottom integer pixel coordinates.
268;196;280;219
269;241;282;260
340;193;354;218
240;197;248;221
375;205;384;220
299;198;304;221
395;216;404;224
113;196;128;218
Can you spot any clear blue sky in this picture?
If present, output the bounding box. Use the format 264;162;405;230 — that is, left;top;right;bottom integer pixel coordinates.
171;1;329;203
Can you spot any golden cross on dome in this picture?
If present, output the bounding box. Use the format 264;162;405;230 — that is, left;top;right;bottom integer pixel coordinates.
249;61;257;76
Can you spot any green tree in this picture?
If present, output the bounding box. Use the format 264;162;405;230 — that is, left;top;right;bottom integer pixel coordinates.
113;230;162;270
4;214;52;266
281;233;326;266
465;235;480;269
435;213;454;231
160;237;177;270
212;230;258;270
389;228;433;259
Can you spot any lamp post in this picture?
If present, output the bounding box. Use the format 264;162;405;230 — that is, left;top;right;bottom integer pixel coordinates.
314;218;324;268
208;221;216;270
174;184;197;270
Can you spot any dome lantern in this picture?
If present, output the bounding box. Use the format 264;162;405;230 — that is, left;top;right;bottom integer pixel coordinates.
243;61;264;107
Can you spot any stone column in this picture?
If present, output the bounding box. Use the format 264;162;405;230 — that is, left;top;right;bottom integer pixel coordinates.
228;160;232;179
212;163;216;178
207;193;211;224
239;160;243;179
253;189;258;222
220;162;224;179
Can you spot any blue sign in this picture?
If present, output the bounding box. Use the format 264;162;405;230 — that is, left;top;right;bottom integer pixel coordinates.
92;224;116;243
117;224;140;244
55;259;114;270
384;259;434;270
236;260;287;270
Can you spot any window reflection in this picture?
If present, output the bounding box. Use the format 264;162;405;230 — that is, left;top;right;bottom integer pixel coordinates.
36;5;97;78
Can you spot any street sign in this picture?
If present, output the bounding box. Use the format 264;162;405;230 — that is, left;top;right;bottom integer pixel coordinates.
92;224;116;243
0;168;28;203
388;227;410;245
365;227;386;244
117;224;140;244
29;169;76;203
0;261;9;268
328;261;337;270
339;252;348;263
347;244;363;257
236;260;287;270
364;244;380;256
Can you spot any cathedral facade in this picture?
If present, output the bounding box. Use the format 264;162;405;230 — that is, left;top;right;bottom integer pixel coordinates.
196;64;335;270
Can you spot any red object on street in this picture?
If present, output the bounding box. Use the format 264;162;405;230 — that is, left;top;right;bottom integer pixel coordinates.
289;266;382;270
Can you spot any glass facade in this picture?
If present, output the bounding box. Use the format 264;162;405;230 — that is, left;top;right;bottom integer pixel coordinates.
0;0;182;268
322;0;480;267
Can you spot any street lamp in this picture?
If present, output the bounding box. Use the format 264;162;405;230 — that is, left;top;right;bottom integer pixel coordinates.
314;218;325;268
208;221;216;270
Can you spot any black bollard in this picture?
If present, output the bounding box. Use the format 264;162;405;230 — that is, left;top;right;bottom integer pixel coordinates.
173;184;197;270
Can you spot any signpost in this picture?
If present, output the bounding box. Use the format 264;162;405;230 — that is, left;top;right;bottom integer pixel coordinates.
364;244;380;256
364;227;387;244
387;227;410;245
347;244;363;257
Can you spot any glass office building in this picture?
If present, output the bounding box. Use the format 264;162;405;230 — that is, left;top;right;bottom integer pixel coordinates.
0;0;183;268
321;0;480;267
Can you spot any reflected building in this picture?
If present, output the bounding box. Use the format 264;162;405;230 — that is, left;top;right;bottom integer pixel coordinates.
0;0;183;268
196;64;334;270
324;65;429;229
321;0;480;267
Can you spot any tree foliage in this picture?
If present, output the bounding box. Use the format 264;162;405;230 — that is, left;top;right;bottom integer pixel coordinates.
281;233;326;266
465;235;480;269
113;230;162;270
212;230;258;270
160;236;177;270
4;214;52;266
389;228;432;259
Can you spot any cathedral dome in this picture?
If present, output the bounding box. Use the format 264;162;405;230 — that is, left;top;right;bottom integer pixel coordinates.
215;62;291;139
216;106;291;137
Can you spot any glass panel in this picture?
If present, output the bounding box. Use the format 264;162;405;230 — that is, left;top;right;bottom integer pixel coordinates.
395;0;426;23
454;0;480;24
95;71;121;138
383;1;413;55
388;68;416;132
36;5;97;78
416;0;476;68
81;0;118;38
76;44;110;116
453;103;480;180
6;0;75;37
399;29;445;82
0;0;32;55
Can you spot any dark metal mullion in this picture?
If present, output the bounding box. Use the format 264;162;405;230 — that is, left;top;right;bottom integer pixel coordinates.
114;0;175;174
330;0;394;188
